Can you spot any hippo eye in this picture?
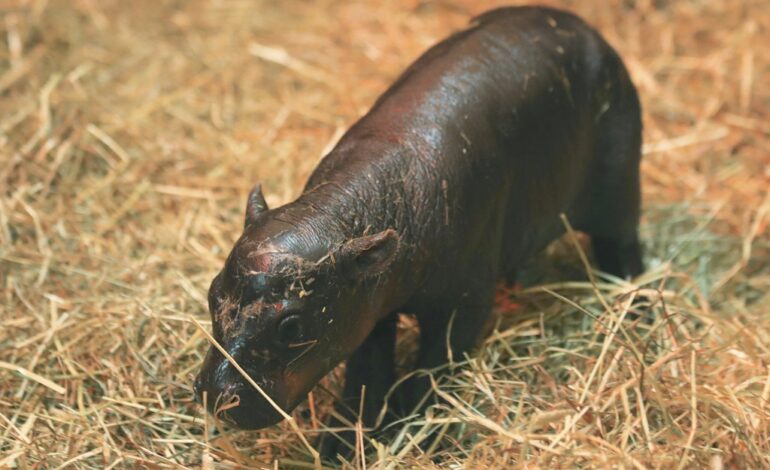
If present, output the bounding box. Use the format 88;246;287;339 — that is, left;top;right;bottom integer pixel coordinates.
277;315;304;346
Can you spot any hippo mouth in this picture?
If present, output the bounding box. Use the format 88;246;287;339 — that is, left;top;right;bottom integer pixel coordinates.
194;371;298;429
193;347;316;430
211;384;288;430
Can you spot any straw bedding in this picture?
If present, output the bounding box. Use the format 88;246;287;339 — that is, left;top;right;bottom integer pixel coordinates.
1;0;768;467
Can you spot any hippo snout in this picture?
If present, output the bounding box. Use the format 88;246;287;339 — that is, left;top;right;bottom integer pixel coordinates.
193;346;287;429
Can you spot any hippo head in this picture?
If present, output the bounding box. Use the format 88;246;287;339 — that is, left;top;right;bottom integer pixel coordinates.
193;184;399;429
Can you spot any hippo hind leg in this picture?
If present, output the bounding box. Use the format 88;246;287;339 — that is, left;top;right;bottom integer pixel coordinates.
591;234;643;280
581;69;644;280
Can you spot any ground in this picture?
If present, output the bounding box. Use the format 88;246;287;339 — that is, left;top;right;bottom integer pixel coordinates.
1;0;769;468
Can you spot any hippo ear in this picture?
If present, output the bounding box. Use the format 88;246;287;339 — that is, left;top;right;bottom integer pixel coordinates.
245;183;268;227
338;229;399;280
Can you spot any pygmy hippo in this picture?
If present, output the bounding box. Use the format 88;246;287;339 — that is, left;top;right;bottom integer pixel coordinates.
194;5;643;455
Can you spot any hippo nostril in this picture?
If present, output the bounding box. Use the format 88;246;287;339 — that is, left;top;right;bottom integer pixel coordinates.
222;382;239;398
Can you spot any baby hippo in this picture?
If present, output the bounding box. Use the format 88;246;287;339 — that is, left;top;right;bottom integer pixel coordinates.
194;5;643;456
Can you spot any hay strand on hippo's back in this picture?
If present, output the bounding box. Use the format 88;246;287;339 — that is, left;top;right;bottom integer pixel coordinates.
1;0;768;467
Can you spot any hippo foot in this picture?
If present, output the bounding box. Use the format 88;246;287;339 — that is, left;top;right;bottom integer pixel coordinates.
318;429;358;465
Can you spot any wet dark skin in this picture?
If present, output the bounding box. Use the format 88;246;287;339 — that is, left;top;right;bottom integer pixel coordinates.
194;6;643;460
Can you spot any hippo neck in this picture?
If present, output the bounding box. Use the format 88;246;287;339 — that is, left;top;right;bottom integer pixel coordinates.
299;135;418;236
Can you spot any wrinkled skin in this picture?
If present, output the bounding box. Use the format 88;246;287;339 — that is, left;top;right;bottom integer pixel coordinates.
194;6;644;457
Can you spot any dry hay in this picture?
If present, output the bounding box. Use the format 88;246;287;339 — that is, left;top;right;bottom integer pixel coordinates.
1;0;769;468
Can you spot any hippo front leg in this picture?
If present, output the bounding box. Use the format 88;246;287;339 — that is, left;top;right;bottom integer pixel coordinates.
403;287;495;417
319;313;397;461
